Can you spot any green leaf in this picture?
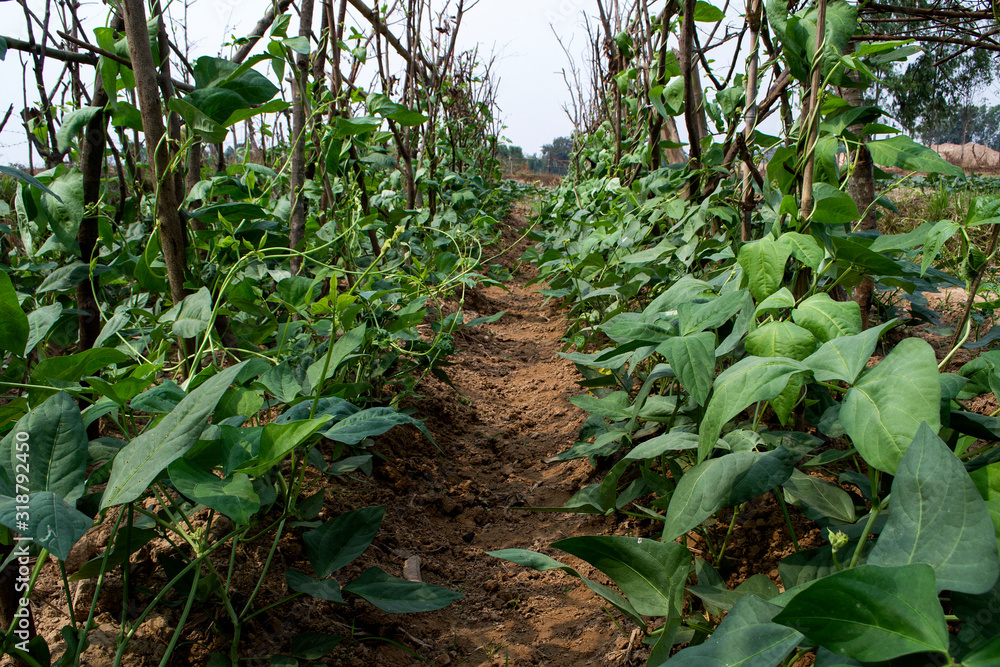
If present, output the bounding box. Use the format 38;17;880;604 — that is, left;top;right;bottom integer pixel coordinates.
699;356;805;461
487;548;646;628
803;320;897;384
0;392;87;503
660;595;801;666
0;271;29;357
868;423;999;594
970;462;1000;555
738;238;790;302
56;106;101;152
290;633;343;660
792;293;862;343
25;303;63;355
776;232;825;271
130;380;186;413
167;460;260;524
323;407;435;447
840;338;941;473
343;567;461;613
663;448;797;541
236;417;330;476
0;166;60;200
867;136;964;177
284;570;344;603
386;107;428;126
0;491;92;560
303;505;386;578
772;564;950;662
782;469;856;524
101;362;247;509
306;324;367;390
551;536;690;617
43;169;84;256
963;634;1000;667
678;289;748;335
256;362;302;404
693;0;726;21
170;287;214;338
336;116;382;136
809;183;860;225
657;333;715;406
921;220;960;276
745;321;817;360
570;391;632;421
755;287;796;317
32;348;129;386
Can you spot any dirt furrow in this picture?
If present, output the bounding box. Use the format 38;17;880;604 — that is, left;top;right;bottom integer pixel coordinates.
323;214;642;666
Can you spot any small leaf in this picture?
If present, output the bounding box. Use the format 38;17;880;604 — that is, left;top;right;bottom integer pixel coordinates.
782;469;856;524
284;570;344;603
304;505;386;577
551;536;690;617
167;460;260;525
804;320;896;384
170;287;214;338
745;321;817;360
343;567;461;613
56;106;101;152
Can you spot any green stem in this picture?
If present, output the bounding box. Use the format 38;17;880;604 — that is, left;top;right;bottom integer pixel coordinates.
848;498;886;569
155;562;201;667
774;490;800;553
715;505;741;563
239;518;286;619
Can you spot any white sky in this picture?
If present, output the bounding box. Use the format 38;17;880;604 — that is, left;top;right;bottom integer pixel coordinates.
0;0;600;165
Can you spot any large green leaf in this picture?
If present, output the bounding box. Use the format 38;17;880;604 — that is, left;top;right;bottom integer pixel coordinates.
323;407;435;447
660;595;801;666
869;423;999;594
0;166;60;200
803;320;896;384
737;238;790;302
0;491;92;560
791;293;862;343
0;392;87;503
970;462;1000;554
0;271;28;357
840;338;941;473
657;333;715;406
343;567;461;613
867;136;964;177
776;232;825;271
663;448;797;541
167;460;260;525
773;564;950;662
745;321;817;361
303;505;386;578
699;356;806;461
551;536;690;617
101;362;247;508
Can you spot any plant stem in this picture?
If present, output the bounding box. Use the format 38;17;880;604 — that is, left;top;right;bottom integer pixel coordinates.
774;490;800;552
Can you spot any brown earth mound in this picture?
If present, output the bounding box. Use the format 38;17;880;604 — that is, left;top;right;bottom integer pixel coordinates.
932;142;1000;169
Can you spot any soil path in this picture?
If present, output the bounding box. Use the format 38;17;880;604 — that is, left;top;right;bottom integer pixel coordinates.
322;211;642;666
